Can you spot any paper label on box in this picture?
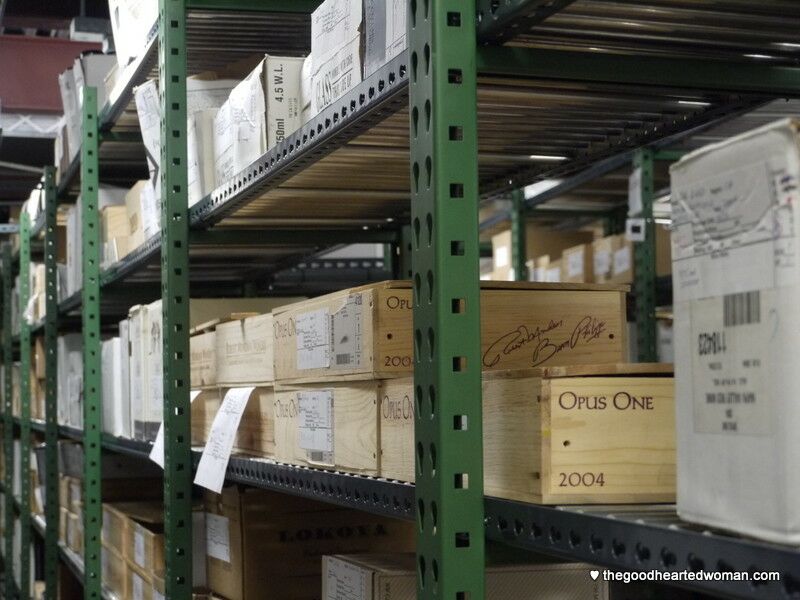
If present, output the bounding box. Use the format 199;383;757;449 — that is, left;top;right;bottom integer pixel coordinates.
566;251;584;278
593;249;611;277
132;571;144;600
194;387;255;492
205;513;231;563
214;102;235;184
325;556;371;600
134;528;146;567
332;294;363;369
266;57;303;148
139;182;160;238
150;390;201;468
545;267;561;282
296;308;330;369
134;80;161;190
690;291;773;436
613;246;632;275
298;390;334;463
494;245;509;269
671;154;798;302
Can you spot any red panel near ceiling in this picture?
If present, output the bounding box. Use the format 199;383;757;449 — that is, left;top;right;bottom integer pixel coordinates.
0;35;102;113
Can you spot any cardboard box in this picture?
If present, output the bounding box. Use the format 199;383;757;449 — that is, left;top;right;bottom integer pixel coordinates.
109;0;158;68
128;517;165;576
273;381;377;474
545;259;561;282
125;180;155;249
101;544;126;599
102;503;130;555
58;68;81;160
34;337;46;379
322;554;609;600
67;509;83;556
73;52;117;110
492;227;595;281
265;56;304;149
610;236;634;284
192;387;274;457
273;281;627;383
380;364;675;504
190;330;217;388
204;486;415;600
132;298;289;440
671;118;800;544
592;236;618;284
101;205;130;244
59;507;69;545
102;336;130;438
215;314;273;385
310;0;363;116
188;108;218;207
561;243;594;283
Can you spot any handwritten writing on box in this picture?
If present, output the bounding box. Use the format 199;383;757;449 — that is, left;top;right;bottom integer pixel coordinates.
482;316;607;368
194;387;255;493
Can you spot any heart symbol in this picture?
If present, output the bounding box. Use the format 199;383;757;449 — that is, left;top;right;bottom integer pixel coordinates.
590;570;600;581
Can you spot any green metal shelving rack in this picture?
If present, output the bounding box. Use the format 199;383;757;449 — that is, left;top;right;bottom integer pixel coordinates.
2;2;800;600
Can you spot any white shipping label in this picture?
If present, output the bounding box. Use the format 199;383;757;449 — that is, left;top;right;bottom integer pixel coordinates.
690;291;773;436
567;251;584;278
134;529;146;567
298;390;334;462
613;246;632;275
671;154;798;302
149;391;201;468
311;36;362;115
296;309;330;370
132;572;144;600
628;166;643;216
593;250;611;277
332;294;363;369
325;556;371;600
194;387;255;493
205;513;231;563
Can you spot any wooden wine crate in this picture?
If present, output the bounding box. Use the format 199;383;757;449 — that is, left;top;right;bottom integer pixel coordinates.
273;281;627;383
191;387;275;457
216;313;274;385
273;381;379;475
380;364;675;504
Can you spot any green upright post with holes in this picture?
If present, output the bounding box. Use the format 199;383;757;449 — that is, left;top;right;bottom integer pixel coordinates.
511;189;527;281
408;0;485;598
81;86;103;599
633;148;657;362
19;211;32;599
2;244;13;598
160;2;193;598
43;166;60;599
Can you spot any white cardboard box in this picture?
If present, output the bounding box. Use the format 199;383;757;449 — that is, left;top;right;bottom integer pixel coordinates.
102;337;130;438
265;56;304;149
57;334;83;429
671;118;800;544
58;68;81;161
214;66;267;184
188;108;218;207
73;52;117;110
364;0;406;77
108;0;158;69
310;0;363;116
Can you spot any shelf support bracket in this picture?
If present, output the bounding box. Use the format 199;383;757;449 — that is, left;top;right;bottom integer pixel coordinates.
43;165;61;599
632;148;657;362
81;86;103;600
409;0;486;598
161;1;194;598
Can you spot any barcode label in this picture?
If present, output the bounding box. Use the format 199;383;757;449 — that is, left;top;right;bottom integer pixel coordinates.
723;292;760;327
335;353;351;365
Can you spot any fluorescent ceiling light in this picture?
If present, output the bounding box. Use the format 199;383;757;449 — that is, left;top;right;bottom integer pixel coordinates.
773;42;800;49
678;100;711;107
744;53;775;59
523;179;563;200
528;154;568;161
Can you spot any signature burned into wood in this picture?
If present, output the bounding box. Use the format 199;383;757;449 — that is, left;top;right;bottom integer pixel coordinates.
482;316;607;368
